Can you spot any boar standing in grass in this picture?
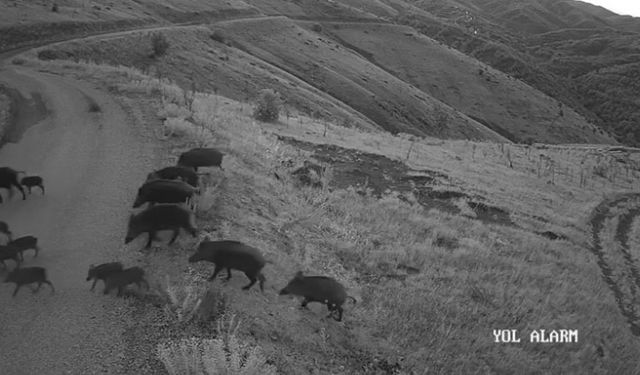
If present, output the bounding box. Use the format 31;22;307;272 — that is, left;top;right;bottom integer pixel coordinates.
147;166;199;189
20;175;45;195
0;221;12;242
0;167;26;202
188;240;267;291
103;266;149;297
5;266;55;297
177;147;224;172
132;179;197;209
0;244;21;269
9;235;40;261
86;262;124;291
279;271;356;322
125;204;197;248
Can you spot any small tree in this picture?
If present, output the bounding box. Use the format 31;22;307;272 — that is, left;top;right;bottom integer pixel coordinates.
253;89;281;123
151;32;170;58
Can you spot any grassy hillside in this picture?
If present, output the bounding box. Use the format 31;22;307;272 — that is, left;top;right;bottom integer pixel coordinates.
323;21;612;144
19;55;640;374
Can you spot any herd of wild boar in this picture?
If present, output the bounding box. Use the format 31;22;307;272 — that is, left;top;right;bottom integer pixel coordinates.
0;147;356;321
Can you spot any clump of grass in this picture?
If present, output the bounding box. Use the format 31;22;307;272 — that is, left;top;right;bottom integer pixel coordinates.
151;32;170;58
157;315;277;375
11;57;26;65
88;100;101;113
253;89;281;123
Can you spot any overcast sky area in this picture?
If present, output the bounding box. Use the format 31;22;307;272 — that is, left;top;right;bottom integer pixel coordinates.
580;0;640;17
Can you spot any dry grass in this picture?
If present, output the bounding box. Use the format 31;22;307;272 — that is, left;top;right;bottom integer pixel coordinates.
29;59;640;374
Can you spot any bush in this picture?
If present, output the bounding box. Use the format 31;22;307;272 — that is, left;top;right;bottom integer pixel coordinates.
51;3;59;12
151;32;170;58
210;30;226;44
157;315;278;375
253;89;281;123
311;23;322;33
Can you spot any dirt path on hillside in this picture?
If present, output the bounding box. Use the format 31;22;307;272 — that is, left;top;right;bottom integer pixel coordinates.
0;66;155;373
589;193;640;336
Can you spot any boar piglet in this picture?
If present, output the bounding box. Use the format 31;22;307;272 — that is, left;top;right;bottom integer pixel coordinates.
279;271;356;322
9;235;40;261
5;267;54;297
87;262;124;291
20;176;45;195
0;167;26;201
0;244;21;268
189;240;267;291
103;266;149;297
177;148;224;172
125;204;197;249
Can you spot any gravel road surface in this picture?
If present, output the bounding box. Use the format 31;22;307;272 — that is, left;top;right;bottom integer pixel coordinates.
0;65;155;374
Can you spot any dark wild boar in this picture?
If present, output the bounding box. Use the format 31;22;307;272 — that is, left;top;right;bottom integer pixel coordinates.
103;266;149;296
9;235;40;261
279;271;356;321
188;240;267;291
177;148;224;172
20;175;45;195
132;179;197;209
0;167;26;202
125;204;197;248
5;266;55;297
147;166;199;189
86;262;124;291
0;221;12;242
0;244;21;269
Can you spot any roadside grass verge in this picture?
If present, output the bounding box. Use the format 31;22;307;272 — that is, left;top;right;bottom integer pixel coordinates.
24;58;640;374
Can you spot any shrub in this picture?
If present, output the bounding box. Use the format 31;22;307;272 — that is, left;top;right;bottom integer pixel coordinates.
253;89;281;123
151;32;170;58
210;30;226;44
311;23;322;33
51;3;59;12
157;315;278;375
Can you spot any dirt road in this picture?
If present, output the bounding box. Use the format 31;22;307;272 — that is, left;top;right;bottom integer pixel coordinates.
0;65;155;374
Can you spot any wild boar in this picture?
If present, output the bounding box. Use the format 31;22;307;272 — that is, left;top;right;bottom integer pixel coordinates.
8;235;40;261
103;266;149;296
0;221;12;242
177;148;224;172
188;240;266;291
20;175;45;195
125;204;197;248
5;266;54;297
0;167;26;202
279;271;356;321
132;179;197;209
0;244;21;269
86;262;124;291
147;166;199;189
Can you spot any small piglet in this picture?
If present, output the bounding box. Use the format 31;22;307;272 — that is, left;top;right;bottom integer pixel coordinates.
86;262;124;291
5;267;55;297
20;176;45;195
103;266;149;297
188;240;267;291
0;244;21;269
9;235;40;261
279;271;356;322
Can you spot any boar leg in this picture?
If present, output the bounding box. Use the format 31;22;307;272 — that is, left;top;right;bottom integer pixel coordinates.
145;231;156;248
241;273;257;290
12;284;22;297
33;246;39;258
208;265;223;281
169;227;180;244
40;185;45;195
44;280;55;294
90;278;98;291
226;268;233;280
300;298;310;309
141;278;150;290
